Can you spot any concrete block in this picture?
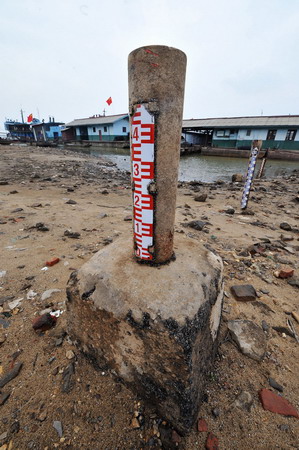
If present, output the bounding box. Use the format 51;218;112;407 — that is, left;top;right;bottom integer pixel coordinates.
66;235;223;433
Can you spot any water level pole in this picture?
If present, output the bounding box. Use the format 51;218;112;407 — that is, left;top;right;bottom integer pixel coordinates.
241;139;263;209
128;46;187;264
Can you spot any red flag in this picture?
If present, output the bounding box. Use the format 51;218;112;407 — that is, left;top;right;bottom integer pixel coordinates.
106;97;112;106
27;114;33;123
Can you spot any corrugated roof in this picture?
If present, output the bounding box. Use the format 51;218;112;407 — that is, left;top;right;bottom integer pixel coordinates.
66;114;129;127
183;115;299;129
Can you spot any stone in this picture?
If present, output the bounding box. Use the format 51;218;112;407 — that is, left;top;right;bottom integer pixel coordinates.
280;234;294;242
230;285;256;302
67;236;223;434
186;220;206;231
66;350;75;360
233;391;253;411
259;389;299;418
0;392;10;406
205;432;219;449
225;207;235;215
0;362;23;388
280;222;292;231
53;420;63;438
194;193;207;202
65;199;77;205
269;377;283;393
197;418;208;432
232;173;243;182
64;230;80;239
41;289;61;301
277;267;294;279
211;408;220;418
288;278;299;289
227;320;266;361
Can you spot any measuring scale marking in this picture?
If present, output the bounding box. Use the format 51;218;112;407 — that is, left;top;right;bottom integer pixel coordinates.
131;104;155;260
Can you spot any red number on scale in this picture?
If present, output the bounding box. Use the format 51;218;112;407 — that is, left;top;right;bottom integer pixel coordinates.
133;163;140;177
132;127;139;141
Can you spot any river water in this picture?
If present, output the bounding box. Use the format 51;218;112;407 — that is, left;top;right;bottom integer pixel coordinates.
88;147;299;183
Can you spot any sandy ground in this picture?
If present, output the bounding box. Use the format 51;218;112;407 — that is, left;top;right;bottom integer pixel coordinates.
0;144;298;450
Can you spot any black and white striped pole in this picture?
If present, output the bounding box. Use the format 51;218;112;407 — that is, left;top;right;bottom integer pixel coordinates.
241;140;262;209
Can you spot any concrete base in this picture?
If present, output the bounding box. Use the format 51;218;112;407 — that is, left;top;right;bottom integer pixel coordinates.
66;235;223;433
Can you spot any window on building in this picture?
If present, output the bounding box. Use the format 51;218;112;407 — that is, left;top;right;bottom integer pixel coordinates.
266;129;277;140
216;129;230;137
246;129;251;136
122;127;126;132
230;129;236;135
93;127;96;132
104;126;107;132
285;129;297;141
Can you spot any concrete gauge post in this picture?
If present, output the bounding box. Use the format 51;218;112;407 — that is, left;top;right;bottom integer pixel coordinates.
67;45;224;434
128;46;187;263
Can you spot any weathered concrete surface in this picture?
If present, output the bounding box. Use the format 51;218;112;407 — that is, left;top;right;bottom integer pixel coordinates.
67;235;223;433
128;46;187;263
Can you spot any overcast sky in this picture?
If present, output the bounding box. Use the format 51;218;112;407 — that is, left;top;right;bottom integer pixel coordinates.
1;0;299;126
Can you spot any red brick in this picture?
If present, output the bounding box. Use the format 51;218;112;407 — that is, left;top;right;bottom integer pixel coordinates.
197;418;208;432
259;389;299;418
46;257;60;267
205;433;219;449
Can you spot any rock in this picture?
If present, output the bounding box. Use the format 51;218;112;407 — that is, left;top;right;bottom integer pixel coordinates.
37;411;47;422
61;362;75;393
11;208;23;213
230;285;256;302
10;421;20;434
232;173;243;182
101;189;109;195
64;230;81;239
31;203;42;208
277;266;294;279
186;220;206;231
259;389;299;418
35;222;49;232
261;320;269;332
32;313;57;331
65;199;77;205
130;417;140;429
0;392;10;406
98;213;108;219
197;418;208;432
225;207;235;215
211;408;220;418
280;222;292;231
227;320;266;361
66;350;75;360
269;377;283;393
123;215;132;221
41;289;61;301
233;391;253;411
53;420;63;438
0;362;23;388
8;298;23;310
205;432;219;449
288;278;299;289
278;424;290;432
194;193;207;202
0;332;6;345
280;234;294;242
291;311;299;323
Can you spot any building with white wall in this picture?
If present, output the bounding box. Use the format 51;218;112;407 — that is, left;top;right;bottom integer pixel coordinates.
65;114;129;142
182;115;299;151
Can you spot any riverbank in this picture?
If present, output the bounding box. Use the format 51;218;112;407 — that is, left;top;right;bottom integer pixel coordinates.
0;144;298;449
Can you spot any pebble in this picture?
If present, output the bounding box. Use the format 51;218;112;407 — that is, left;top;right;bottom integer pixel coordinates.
41;289;61;301
194;193;207;202
230;284;256;301
65;199;77;204
53;420;63;438
261;320;269;332
66;350;75;359
269;377;283;393
64;230;81;239
211;408;220;418
233;391;253;412
280;222;292;231
227;320;266;361
197;418;208;432
186;220;206;231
